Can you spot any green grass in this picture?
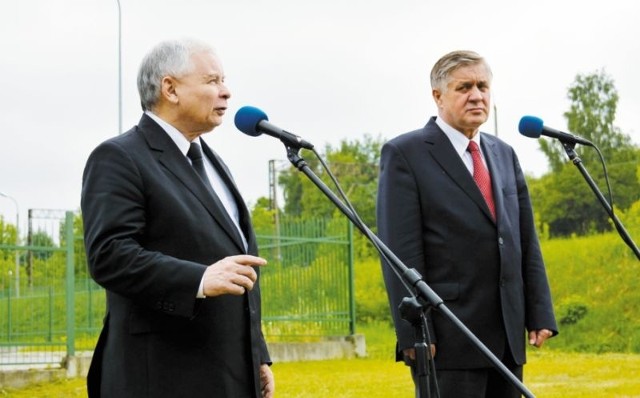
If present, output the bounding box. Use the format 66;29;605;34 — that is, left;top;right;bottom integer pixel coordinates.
3;351;640;397
274;351;640;397
3;322;640;397
542;233;640;353
525;350;640;397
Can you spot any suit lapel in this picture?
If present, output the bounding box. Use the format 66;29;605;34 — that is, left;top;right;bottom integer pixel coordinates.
139;115;248;252
201;140;256;253
423;119;496;223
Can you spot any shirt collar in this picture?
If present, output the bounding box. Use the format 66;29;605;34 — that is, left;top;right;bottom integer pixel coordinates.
435;117;482;156
145;111;199;156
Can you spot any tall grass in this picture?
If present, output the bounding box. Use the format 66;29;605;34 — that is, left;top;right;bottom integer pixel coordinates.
354;231;640;355
542;233;640;353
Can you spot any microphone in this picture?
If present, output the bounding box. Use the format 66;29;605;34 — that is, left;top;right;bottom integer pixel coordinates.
518;116;593;147
234;106;314;150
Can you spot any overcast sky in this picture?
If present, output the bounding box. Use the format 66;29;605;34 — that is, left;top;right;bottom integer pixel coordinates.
1;0;639;232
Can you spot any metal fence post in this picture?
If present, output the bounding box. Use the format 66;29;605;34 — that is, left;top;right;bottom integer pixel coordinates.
48;286;53;342
65;211;75;357
348;221;356;335
6;283;11;341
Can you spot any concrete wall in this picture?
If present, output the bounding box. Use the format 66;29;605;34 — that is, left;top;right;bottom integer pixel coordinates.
268;334;366;362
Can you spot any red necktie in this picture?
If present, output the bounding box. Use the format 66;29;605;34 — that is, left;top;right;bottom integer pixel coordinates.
467;141;496;220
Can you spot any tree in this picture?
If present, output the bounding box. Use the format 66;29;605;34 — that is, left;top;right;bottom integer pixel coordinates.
275;134;385;258
530;167;611;236
250;196;277;235
278;134;383;227
539;69;634;171
0;218;18;290
29;230;55;260
58;211;89;277
0;217;18;261
533;70;639;237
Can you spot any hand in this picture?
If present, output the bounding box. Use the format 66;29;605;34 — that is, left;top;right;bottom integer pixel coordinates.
260;364;275;398
202;255;267;297
529;328;554;348
402;344;436;365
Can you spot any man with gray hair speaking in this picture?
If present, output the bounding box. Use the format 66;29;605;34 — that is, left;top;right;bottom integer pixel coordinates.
82;38;274;398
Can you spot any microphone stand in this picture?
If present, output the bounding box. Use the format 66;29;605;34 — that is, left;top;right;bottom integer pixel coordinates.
283;145;536;398
562;142;640;261
399;296;437;398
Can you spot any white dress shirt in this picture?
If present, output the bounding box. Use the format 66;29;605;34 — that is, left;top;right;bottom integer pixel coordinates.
146;111;248;297
435;117;489;175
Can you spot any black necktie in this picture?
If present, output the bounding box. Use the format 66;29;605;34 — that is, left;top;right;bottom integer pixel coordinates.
187;142;212;190
186;142;247;249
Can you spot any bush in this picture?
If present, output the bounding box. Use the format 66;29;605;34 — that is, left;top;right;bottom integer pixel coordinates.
557;296;589;325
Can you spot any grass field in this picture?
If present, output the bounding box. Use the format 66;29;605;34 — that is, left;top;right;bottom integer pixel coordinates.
2;323;640;397
3;351;640;397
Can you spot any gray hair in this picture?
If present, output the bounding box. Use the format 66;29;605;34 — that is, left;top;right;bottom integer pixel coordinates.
137;39;217;111
430;50;492;92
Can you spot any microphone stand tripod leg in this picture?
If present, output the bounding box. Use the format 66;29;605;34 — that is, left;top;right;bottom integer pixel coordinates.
400;297;438;398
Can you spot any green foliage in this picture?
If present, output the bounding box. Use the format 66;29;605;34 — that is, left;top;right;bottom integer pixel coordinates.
349;217;640;354
277;134;383;223
275;134;384;259
354;258;392;324
256;216;355;340
250;196;277;235
260;259;350;341
351;229;640;354
529;166;612;237
0;216;18;245
540;69;628;171
4;206;640;358
0;217;18;263
620;200;640;232
542;232;640;353
532;69;640;237
556;295;588;326
29;230;56;260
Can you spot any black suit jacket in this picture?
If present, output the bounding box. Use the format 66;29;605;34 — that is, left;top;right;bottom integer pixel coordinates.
377;117;557;369
81;114;270;397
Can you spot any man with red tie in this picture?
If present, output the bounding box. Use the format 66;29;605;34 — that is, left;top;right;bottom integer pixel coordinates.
377;50;557;398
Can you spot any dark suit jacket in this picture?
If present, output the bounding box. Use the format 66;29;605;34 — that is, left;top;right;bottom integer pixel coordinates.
376;117;557;369
81;114;270;397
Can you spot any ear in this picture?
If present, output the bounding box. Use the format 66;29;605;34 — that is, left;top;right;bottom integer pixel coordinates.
432;88;442;108
160;76;180;105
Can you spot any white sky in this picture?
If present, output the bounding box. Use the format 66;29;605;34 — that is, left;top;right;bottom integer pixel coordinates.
1;0;639;233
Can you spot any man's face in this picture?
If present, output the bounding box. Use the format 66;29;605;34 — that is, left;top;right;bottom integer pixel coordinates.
433;63;491;138
173;51;231;137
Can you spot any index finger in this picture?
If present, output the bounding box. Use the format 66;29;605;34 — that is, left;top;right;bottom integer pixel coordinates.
231;254;268;266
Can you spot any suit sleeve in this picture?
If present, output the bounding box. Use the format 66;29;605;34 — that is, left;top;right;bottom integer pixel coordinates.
81;140;206;318
377;141;435;356
513;150;558;335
